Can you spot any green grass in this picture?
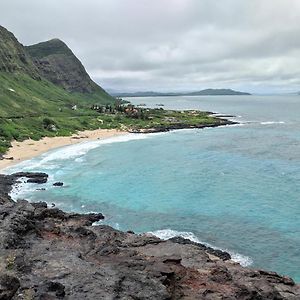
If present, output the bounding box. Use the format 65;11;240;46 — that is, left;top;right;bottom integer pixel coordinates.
0;71;116;153
0;72;227;154
89;109;226;132
0;72;114;117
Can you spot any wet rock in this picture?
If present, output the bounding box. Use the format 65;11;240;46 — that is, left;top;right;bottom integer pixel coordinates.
27;177;47;184
13;172;48;180
169;236;231;261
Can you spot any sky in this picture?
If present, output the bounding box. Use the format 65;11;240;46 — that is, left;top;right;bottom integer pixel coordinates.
1;0;300;93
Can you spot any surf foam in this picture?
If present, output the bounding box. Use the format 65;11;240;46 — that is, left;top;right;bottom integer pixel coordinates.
149;229;253;267
5;133;167;173
260;121;285;125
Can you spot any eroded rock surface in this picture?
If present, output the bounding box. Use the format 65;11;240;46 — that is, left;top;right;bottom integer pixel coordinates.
0;173;299;299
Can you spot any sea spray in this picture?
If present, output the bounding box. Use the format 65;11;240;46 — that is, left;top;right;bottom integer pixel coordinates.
149;229;253;267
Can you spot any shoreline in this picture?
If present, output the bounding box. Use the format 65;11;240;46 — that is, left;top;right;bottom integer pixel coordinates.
0;118;236;172
0;129;127;172
0;173;299;298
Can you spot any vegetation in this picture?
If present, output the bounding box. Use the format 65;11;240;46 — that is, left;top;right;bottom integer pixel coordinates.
0;71;114;153
0;86;227;154
0;25;229;155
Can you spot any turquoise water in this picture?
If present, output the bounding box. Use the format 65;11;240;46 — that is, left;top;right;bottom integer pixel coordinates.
7;95;300;282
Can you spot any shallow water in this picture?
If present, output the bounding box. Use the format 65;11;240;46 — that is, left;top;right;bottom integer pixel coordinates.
7;95;300;281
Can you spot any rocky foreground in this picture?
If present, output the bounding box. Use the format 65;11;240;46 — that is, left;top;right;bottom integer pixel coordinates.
0;173;299;299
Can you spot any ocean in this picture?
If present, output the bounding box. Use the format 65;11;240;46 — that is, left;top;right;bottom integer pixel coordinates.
6;95;300;282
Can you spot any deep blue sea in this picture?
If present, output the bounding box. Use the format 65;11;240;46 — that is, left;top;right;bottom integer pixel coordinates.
6;95;300;282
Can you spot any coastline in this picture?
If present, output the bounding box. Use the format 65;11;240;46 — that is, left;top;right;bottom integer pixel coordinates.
0;117;236;172
0;129;127;172
0;173;299;298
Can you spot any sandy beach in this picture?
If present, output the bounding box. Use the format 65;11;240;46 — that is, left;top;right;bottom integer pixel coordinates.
0;129;127;172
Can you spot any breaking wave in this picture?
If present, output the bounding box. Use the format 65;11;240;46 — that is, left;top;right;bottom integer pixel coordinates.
149;229;253;267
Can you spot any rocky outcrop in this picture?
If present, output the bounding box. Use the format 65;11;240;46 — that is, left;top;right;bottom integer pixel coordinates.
0;26;40;79
0;24;110;96
0;173;48;204
128;119;236;133
0;24;115;106
26;39;108;94
0;174;299;299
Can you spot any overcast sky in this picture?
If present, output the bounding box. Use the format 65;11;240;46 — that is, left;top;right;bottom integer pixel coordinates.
1;0;300;93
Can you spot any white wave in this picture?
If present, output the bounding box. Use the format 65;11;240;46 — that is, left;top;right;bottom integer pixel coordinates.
149;229;253;267
9;177;37;201
9;172;58;201
260;121;285;125
5;133;165;173
149;229;201;243
31;134;148;163
210;123;245;129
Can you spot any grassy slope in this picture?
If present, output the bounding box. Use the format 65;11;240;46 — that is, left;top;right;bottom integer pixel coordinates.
0;71;115;153
0;27;228;155
0;70;227;154
0;26;118;154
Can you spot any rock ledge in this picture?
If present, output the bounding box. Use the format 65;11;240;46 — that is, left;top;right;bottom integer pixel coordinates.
0;173;299;299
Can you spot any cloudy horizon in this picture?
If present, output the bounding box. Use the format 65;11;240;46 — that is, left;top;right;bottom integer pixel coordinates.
1;0;300;94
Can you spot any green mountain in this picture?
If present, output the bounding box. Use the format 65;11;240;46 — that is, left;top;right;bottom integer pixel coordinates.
0;25;115;153
187;89;251;96
26;39;108;95
0;26;40;79
112;89;251;97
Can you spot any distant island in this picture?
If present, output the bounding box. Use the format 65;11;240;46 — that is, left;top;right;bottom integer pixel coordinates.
112;89;251;97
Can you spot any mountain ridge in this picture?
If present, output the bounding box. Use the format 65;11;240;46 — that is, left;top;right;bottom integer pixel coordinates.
26;39;107;94
0;25;40;79
112;88;251;97
0;25;115;153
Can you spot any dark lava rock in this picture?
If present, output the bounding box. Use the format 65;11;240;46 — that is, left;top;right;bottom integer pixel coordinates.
0;274;20;299
129;119;238;133
5;156;14;160
0;173;299;299
9;172;49;184
27;177;47;184
53;182;64;187
13;172;48;179
169;236;231;261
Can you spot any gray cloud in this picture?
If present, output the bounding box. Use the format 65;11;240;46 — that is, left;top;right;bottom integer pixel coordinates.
1;0;300;93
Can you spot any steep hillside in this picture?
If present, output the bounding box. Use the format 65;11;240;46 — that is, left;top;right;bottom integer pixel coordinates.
0;25;115;153
0;26;40;79
26;39;108;95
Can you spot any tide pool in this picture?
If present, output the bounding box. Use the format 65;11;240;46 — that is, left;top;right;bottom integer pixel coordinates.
7;95;300;282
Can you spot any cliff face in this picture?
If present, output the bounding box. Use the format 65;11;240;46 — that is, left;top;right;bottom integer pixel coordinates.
0;26;40;79
0;24;113;101
26;39;105;94
0;25;115;153
0;173;299;299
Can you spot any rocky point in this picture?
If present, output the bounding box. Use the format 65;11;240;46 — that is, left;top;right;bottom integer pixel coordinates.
0;173;299;299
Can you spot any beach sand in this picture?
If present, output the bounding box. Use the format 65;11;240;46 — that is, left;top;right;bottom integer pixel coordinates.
0;129;127;172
